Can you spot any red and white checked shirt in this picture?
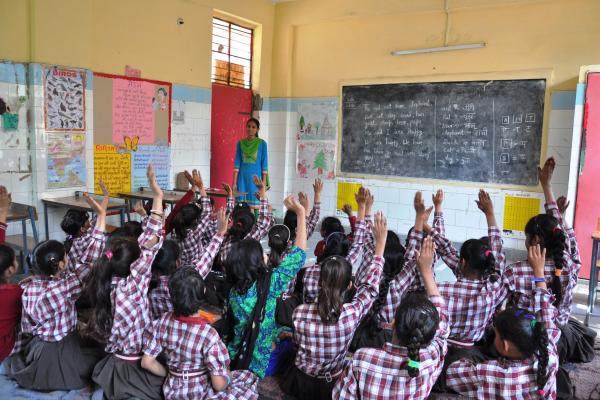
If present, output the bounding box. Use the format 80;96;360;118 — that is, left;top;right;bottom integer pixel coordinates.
407;214;444;292
15;226;105;351
202;196;235;247
105;216;164;355
292;255;384;378
174;196;213;265
446;288;560;399
503;201;580;326
143;313;258;399
299;219;369;304
437;226;508;345
333;295;449;400
149;233;225;320
217;198;274;265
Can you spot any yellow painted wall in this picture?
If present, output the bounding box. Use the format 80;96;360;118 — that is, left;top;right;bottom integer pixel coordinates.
0;0;274;92
271;0;600;97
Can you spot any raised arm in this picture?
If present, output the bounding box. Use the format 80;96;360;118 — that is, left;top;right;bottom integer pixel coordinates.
222;183;235;215
247;175;274;240
346;187;369;266
79;190;108;265
555;196;581;265
529;244;561;345
428;189;460;272
164;170;197;235
191;208;227;279
476;190;506;273
305;178;323;239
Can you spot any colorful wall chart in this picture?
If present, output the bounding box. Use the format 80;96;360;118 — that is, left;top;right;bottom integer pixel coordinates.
297;102;337;141
132;145;170;189
44;66;86;131
336;181;362;211
93;144;132;194
297;141;336;180
47;132;86;188
503;195;541;231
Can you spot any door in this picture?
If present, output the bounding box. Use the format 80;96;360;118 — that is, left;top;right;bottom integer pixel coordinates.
210;83;252;207
574;72;600;278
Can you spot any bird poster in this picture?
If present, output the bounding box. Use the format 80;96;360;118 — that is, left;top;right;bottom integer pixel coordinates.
44;66;86;131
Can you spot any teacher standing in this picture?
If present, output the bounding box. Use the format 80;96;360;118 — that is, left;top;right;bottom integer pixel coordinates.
233;118;269;206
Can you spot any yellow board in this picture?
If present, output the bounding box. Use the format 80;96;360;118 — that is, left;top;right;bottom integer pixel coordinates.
503;195;541;231
336;181;362;211
93;144;132;195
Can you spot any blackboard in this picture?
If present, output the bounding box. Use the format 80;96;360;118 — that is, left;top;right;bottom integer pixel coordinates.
340;79;546;186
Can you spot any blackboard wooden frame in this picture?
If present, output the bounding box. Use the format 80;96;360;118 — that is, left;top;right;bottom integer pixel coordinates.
336;70;553;191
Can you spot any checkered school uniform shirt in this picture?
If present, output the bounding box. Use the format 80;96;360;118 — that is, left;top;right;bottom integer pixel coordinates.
333;295;449;400
202;196;235;247
446;288;560;399
105;216;164;355
292;255;384;378
15;226;105;352
175;196;213;265
436;227;508;345
300;219;369;304
66;216;99;267
143;313;258;400
217;198;274;265
407;214;444;292
503;201;580;326
149;233;225;320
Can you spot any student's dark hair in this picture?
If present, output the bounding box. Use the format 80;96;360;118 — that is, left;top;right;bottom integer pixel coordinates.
525;214;566;306
229;208;255;242
479;236;490;247
283;210;298;243
460;238;498;282
247;117;260;135
495;307;549;394
61;209;89;253
122;221;143;238
0;245;16;283
321;216;344;237
90;237;141;337
172;204;201;240
225;239;266;295
169;266;210;317
29;240;65;276
365;231;406;334
394;293;439;378
318;232;351;263
150;240;179;290
268;224;291;268
317;256;352;323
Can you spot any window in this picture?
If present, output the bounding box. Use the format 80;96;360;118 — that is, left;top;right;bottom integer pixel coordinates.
211;17;253;89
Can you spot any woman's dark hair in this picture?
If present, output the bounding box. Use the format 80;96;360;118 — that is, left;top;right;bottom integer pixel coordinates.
150;240;179;290
394;293;439;378
0;245;16;283
460;238;498;282
122;221;143;238
495;307;549;394
225;239;266;295
29;240;65;276
89;237;141;337
283;210;298;243
321;217;344;237
364;231;406;335
172;204;202;240
61;209;89;253
268;224;291;268
229;208;255;242
525;214;566;306
169;266;210;317
318;232;351;263
247;117;260;136
317;256;352;323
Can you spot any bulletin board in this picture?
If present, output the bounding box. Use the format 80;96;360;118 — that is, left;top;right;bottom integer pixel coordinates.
92;72;172;194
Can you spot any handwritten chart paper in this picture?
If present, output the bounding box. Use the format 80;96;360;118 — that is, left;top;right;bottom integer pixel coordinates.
44;66;86;131
336;181;362;211
132;145;170;189
112;79;155;144
47;132;86;188
503;195;541;231
94;145;131;195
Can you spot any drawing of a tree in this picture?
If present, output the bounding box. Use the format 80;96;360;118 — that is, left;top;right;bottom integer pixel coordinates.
299;115;305;132
313;150;327;175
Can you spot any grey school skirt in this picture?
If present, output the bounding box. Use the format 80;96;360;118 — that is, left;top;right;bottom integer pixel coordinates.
4;330;104;391
92;353;164;400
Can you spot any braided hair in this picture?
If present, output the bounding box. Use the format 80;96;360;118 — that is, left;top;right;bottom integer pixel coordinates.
495;307;550;396
525;214;567;306
394;293;439;378
268;224;291;268
459;239;498;282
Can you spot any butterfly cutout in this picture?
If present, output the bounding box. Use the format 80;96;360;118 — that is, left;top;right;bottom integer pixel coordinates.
117;135;139;154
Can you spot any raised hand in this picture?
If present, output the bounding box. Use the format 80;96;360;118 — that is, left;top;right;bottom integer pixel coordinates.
298;192;309;211
417;236;436;274
284;195;305;215
342;204;353;216
192;169;204;191
475;190;494;216
133;200;146;216
0;185;11;212
414;191;433;227
528;244;547;281
253;175;267;199
557;196;570;215
216;208;228;235
98;179;110;210
373;211;388;257
83;192;106;216
313;178;323;203
147;164;163;197
432;189;444;212
538;157;555;188
222;183;233;197
365;189;375;216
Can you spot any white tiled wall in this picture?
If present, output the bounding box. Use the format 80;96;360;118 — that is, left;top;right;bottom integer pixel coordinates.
259;96;577;252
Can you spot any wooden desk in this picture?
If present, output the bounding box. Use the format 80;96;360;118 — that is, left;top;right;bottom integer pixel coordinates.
172;188;247;198
118;189;186;221
41;196;127;240
586;233;600;325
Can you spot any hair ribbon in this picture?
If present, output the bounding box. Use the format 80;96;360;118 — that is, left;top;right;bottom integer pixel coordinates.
105;250;113;260
484;250;492;257
407;359;420;369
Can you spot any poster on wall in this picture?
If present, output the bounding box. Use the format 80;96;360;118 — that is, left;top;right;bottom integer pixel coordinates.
112;79;156;144
132;145;170;189
44;66;86;131
297;102;337;141
47;132;86;188
94;144;132;195
297;141;336;180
